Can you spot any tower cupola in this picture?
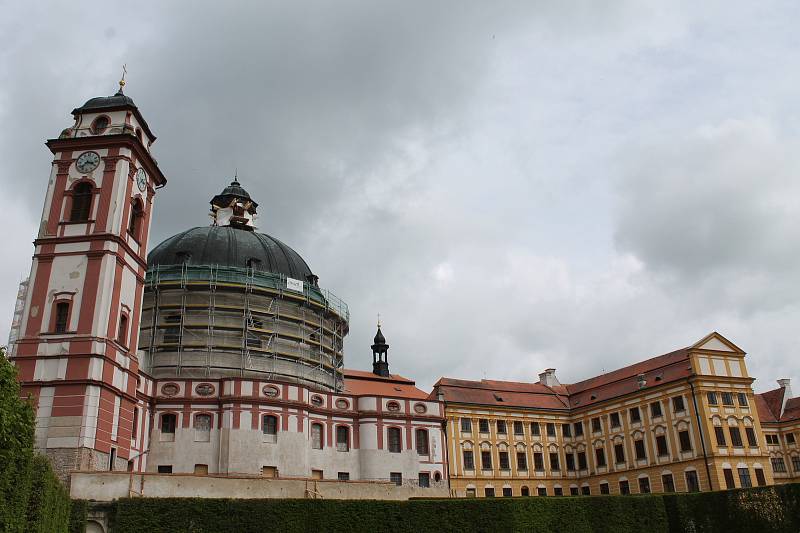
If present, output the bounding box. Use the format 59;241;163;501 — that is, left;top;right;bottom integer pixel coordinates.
371;323;390;377
210;178;258;230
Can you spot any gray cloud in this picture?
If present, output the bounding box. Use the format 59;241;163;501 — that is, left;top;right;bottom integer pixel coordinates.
1;1;799;394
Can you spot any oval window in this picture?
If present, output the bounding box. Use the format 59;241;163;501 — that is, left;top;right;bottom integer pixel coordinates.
335;398;349;410
414;403;427;414
387;401;401;412
311;395;324;407
263;385;280;398
161;383;179;397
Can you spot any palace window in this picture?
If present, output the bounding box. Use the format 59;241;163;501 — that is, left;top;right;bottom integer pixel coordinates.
638;477;651;494
533;452;544;471
565;453;575;471
634;439;647;461
738;467;752;488
537;487;548;496
481;451;492;470
390;472;402;486
614;443;626;464
575;421;585;437
595;448;606;467
311;423;323;449
721;392;734;406
771;457;787;473
463;450;475;470
562;424;572;438
737;393;749;407
553;487;563;496
662;473;675;492
516;451;527;470
755;468;766;486
499;451;510;470
581;485;590;495
161;413;176;434
338;472;350;481
531;422;540;436
715;426;727;446
766;434;779;445
461;418;472;432
387;427;402;453
619;480;630;495
546;423;556;437
730;427;743;448
792;456;800;473
650;401;663;418
263;415;278;443
484;487;495;497
707;392;718;405
591;418;601;433
54;302;70;333
337;426;349;452
656;435;669;457
672;396;685;412
496;420;507;435
678;430;693;452
745;427;758;447
570;486;579;496
513;421;524;436
577;451;587;470
521;486;530;496
629;407;641;424
610;412;621;428
599;482;610;495
549;452;560;472
723;468;735;489
787;433;796;445
479;419;490;433
415;428;429;455
685;470;700;492
69;183;93;222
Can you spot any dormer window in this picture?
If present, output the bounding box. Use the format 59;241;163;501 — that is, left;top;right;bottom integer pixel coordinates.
90;116;110;134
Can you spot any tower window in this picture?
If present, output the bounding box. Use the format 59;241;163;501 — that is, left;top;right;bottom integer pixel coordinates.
415;428;429;455
387;427;402;453
336;426;349;452
129;200;144;241
90;115;109;134
311;423;323;449
69;183;93;222
53;302;70;333
263;415;278;443
160;413;176;437
117;313;128;346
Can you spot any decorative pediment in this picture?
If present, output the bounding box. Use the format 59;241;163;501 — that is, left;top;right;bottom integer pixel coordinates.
691;332;743;354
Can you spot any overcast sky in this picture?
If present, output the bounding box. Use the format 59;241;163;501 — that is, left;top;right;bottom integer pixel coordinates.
2;1;799;393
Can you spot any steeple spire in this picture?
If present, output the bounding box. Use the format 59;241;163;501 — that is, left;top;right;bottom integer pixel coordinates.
371;321;390;377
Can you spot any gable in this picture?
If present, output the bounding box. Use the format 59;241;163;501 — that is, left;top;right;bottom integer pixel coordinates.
691;332;743;353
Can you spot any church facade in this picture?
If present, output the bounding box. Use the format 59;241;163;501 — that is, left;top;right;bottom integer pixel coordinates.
10;83;446;488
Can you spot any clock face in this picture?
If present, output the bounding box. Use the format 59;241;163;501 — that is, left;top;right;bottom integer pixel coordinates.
76;151;100;173
135;168;147;192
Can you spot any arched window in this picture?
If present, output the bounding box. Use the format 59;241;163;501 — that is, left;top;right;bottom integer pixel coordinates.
53;301;70;333
416;428;429;455
194;414;211;442
387;427;402;453
70;183;93;222
91;116;109;134
311;423;323;450
128;200;144;241
336;426;349;452
117;313;128;346
263;415;278;443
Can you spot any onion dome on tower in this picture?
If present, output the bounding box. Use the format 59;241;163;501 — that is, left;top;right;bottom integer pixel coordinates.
371;323;390;377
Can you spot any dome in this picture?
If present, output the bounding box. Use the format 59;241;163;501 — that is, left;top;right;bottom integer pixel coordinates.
147;226;314;280
72;90;137;115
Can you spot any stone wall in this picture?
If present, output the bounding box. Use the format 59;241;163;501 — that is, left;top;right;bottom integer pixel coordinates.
70;471;451;501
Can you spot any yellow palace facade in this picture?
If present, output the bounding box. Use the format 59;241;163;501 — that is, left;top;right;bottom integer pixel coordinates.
432;332;798;497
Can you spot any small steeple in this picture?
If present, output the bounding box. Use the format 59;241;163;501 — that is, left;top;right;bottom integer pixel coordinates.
210;177;258;230
371;318;390;377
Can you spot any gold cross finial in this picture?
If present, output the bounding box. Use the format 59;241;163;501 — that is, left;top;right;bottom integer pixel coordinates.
119;64;127;91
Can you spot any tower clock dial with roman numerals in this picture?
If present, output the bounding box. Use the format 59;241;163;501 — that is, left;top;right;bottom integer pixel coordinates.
76;151;100;173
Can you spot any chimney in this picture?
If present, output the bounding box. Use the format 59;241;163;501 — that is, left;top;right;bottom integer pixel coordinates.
778;379;792;418
539;368;559;388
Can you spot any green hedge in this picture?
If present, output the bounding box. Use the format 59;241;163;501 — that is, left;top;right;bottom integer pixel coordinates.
69;500;88;533
0;350;74;533
106;484;800;533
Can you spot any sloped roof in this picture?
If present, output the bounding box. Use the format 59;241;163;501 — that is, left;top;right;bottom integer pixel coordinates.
433;347;694;411
756;387;799;423
343;369;428;399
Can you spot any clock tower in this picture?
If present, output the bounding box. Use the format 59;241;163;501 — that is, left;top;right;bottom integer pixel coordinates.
11;79;167;477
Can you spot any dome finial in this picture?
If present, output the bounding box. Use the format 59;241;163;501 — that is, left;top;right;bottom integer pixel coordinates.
377;312;381;329
117;64;127;95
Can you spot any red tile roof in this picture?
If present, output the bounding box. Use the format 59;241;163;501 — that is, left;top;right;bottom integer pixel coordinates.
756;387;799;423
433;347;694;411
343;368;428;399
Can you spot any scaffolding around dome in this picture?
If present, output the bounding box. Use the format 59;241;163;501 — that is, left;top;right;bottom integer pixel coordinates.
139;263;349;391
